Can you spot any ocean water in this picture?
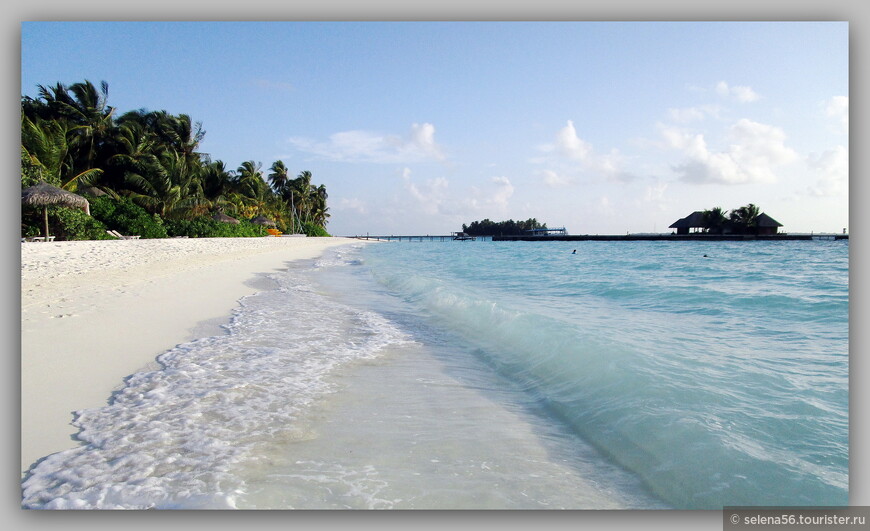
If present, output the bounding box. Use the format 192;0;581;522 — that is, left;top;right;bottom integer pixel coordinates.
21;239;849;510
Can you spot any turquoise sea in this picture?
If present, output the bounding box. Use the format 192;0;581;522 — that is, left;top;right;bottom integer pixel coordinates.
22;239;849;510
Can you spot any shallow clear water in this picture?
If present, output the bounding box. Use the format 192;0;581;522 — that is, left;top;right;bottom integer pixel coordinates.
21;240;848;510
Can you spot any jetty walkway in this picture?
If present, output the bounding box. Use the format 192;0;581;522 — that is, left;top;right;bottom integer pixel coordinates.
491;234;849;242
350;234;487;241
350;234;848;242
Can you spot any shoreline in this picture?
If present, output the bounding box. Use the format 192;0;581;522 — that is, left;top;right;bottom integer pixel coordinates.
20;236;360;474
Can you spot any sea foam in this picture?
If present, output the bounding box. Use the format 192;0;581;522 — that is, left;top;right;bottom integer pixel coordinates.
22;252;410;509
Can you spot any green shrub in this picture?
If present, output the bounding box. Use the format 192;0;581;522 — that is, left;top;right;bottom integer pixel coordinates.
21;223;42;239
89;196;168;239
20;150;54;188
276;218;293;235
163;217;213;238
301;222;331;237
163;217;268;238
21;205;112;241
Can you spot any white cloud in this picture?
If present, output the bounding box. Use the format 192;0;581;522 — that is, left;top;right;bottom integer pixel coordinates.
644;181;669;202
288;122;446;163
555;120;593;160
667;105;721;123
488;176;515;208
538;169;573;187
716;81;760;103
408;122;445;160
729;118;799;166
335;197;368;215
807;145;848;196
400;167;449;214
824;96;849;133
391;169;515;225
663;119;798;184
536;120;633;184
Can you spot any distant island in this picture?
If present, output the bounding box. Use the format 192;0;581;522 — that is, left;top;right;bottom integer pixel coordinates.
461;218;547;237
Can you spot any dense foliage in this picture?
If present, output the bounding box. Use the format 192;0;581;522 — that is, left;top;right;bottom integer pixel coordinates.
89;196;168;239
700;203;765;234
461;218;547;236
162;218;268;238
21;80;330;240
21;205;112;241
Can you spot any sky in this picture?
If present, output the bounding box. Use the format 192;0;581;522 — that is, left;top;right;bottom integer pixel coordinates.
21;21;849;236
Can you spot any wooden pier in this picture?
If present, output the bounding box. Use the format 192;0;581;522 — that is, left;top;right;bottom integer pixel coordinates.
491;234;848;242
349;233;847;242
350;234;487;242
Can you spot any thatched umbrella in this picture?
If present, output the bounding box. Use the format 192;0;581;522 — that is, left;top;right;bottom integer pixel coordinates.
251;215;276;227
212;212;240;224
22;181;90;240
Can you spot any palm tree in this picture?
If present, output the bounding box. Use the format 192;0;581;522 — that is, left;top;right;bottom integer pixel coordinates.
116;110;204;187
198;157;235;214
155;112;205;178
21;115;69;187
229;161;271;217
311;184;330;227
729;203;761;234
702;207;728;234
235;161;267;196
104;121;159;188
268;160;290;196
35;81;116;182
287;170;314;223
122;150;185;217
21;115;103;191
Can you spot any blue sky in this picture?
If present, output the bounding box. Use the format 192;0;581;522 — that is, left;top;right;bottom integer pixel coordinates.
21;21;848;235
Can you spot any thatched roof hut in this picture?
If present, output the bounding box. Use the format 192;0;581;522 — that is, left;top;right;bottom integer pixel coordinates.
251;215;276;227
22;182;91;239
668;211;705;234
669;210;784;235
756;213;783;235
212;212;241;224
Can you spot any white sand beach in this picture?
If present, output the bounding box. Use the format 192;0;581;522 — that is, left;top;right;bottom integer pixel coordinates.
20;236;359;474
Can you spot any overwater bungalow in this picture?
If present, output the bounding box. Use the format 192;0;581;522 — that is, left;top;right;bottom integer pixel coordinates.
754;213;784;235
669;211;783;235
668;212;706;235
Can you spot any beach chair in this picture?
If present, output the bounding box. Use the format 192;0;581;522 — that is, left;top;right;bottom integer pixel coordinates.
107;230;141;240
115;231;141;239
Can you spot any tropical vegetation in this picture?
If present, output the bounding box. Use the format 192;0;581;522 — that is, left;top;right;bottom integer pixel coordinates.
700;203;764;234
21;80;331;240
461;218;547;237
